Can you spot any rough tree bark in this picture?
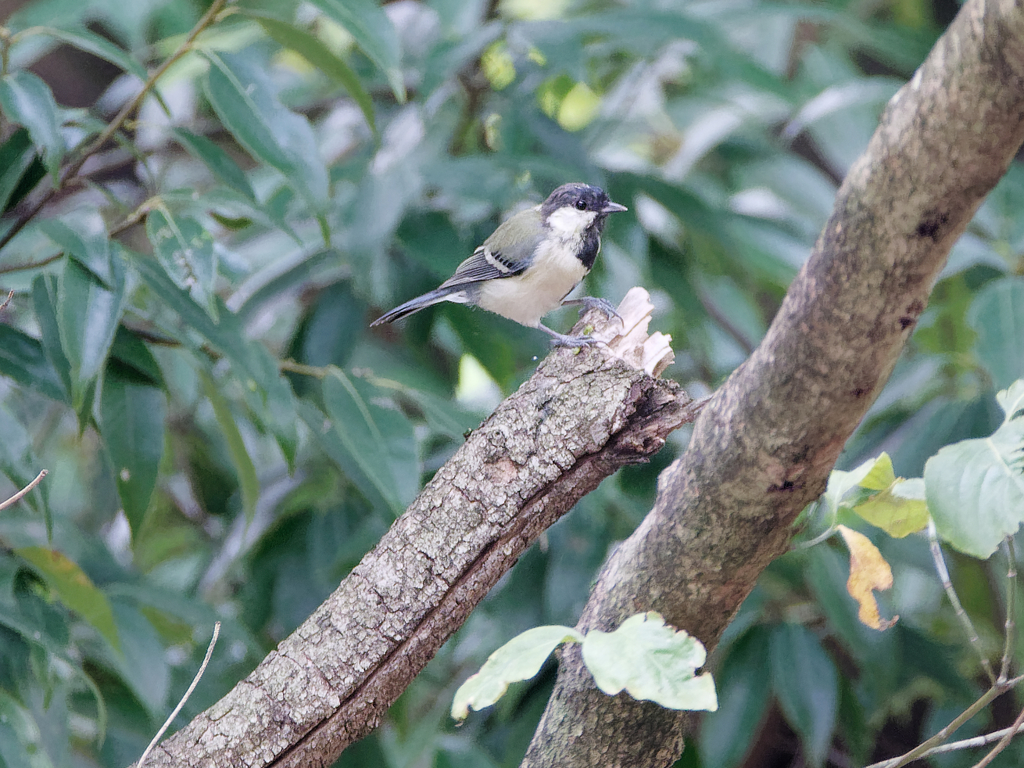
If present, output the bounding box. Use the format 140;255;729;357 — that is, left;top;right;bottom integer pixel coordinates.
521;0;1024;765
135;297;698;767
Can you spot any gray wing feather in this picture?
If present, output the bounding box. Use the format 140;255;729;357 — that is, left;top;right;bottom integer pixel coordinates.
438;209;543;290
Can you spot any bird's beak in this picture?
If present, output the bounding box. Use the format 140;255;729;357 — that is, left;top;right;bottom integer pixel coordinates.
602;201;628;213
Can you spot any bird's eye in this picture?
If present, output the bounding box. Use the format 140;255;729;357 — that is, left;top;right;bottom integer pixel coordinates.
574;199;587;211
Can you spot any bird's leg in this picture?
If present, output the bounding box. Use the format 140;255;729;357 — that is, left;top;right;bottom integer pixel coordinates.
561;296;623;327
536;323;602;349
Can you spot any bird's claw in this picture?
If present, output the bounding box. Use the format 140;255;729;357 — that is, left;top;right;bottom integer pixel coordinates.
548;333;603;349
563;297;623;327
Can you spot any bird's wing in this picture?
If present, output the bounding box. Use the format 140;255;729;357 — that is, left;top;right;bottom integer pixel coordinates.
438;209;543;290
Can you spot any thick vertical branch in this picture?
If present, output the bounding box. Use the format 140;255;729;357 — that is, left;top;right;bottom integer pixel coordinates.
523;0;1024;764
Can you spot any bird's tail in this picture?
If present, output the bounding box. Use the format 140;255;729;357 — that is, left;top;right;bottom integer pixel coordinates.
370;287;464;326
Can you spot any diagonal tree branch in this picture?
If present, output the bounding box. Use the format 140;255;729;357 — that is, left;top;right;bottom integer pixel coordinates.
522;0;1024;764
134;294;700;767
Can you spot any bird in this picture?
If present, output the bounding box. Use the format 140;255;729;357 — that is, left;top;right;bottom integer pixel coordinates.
370;183;628;347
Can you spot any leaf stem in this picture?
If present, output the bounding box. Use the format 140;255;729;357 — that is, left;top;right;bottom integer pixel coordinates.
929;519;996;684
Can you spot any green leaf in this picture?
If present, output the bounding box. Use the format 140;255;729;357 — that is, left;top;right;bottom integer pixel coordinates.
451;625;583;720
145;208;218;319
171;127;256;200
308;0;405;102
925;380;1024;559
581;612;718;712
769;623;838;768
852;478;928;538
248;14;377;136
0;324;68;403
200;371;259;524
0;405;50;519
203;50;329;210
94;600;170;716
100;367;166;535
0;71;64;179
0;128;42;212
108;326;163;386
0;689;50;768
131;251;298;465
315;367;418;515
15;546;120;651
32;274;73;399
968;277;1024;390
699;628;772;768
40;214;113;286
818;454;879;518
37;26;147;81
57;254;126;410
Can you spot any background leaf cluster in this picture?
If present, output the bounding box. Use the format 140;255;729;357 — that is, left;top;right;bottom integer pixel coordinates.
0;0;1022;765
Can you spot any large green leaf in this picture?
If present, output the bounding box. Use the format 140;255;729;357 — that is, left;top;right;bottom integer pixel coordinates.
171;127;256;200
56;254;126;410
968;277;1024;390
0;324;67;404
0;128;41;213
313;368;419;515
32;274;72;399
249;14;377;136
200;371;259;524
308;0;405;101
0;71;64;179
99;367;166;535
145;208;218;319
925;381;1024;559
40;215;113;286
132;251;298;465
769;623;838;768
15;546;119;651
203;50;329;211
699;628;772;768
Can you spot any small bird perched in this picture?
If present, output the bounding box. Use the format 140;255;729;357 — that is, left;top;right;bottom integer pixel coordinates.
371;183;628;347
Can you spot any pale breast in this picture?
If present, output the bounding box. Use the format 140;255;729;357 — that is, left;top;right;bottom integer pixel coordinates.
476;237;589;327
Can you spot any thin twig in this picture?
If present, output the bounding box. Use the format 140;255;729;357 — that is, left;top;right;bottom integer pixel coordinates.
929;520;996;684
0;0;227;253
0;289;12;311
972;704;1024;768
1001;537;1017;682
0;469;47;513
903;714;1024;760
137;622;221;768
864;684;1007;768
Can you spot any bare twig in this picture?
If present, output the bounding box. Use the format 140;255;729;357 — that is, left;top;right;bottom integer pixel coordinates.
0;289;12;311
137;622;221;768
0;469;48;513
1001;537;1017;682
929;520;996;684
972;704;1024;768
865;684;1007;768
0;0;227;253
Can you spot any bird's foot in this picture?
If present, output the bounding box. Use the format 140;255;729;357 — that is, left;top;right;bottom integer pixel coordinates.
537;323;603;349
562;296;623;327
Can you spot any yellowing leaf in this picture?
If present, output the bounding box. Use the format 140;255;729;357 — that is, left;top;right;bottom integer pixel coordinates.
857;452;896;491
16;546;120;649
837;526;897;631
481;41;516;90
853;477;929;538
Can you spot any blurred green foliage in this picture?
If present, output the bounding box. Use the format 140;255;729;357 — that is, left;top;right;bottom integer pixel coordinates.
0;0;1022;765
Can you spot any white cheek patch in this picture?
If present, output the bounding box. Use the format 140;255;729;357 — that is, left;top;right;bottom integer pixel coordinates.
546;207;597;240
